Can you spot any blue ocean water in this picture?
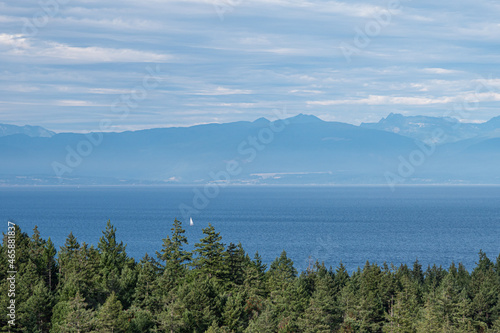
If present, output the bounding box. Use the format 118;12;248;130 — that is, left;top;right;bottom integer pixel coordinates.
0;185;499;273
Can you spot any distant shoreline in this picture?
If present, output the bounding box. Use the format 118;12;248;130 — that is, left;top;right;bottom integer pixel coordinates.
2;183;500;188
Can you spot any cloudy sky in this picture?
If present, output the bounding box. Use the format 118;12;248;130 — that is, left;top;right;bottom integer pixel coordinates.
1;0;500;132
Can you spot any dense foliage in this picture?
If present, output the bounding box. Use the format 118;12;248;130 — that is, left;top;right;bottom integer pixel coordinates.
1;220;500;332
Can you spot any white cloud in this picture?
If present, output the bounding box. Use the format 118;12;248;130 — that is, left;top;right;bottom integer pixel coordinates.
0;34;30;49
289;89;323;94
192;86;253;95
239;36;272;45
249;0;389;18
39;42;171;63
53;16;166;32
259;47;307;55
0;84;40;93
211;102;256;107
307;92;500;106
55;100;106;107
87;88;135;94
0;34;171;63
422;68;459;74
2;0;500;130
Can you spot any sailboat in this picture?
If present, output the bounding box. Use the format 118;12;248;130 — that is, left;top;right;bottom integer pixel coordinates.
189;217;194;226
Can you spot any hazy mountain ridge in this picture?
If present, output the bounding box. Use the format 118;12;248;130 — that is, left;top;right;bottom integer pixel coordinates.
361;113;500;144
0;114;499;185
0;123;55;138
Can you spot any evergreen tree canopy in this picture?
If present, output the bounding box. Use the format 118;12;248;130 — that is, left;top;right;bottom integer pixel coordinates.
0;221;499;333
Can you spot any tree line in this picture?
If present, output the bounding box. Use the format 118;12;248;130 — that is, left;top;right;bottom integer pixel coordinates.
1;219;499;332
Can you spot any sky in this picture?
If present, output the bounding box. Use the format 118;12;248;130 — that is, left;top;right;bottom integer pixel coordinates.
1;0;500;132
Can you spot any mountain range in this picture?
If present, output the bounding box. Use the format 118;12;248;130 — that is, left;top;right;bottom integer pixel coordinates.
361;113;500;144
0;114;499;185
0;123;55;138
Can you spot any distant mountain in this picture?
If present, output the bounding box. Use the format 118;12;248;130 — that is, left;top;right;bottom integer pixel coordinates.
0;114;419;185
0;114;499;185
0;123;55;138
360;113;485;144
361;113;500;144
482;115;500;132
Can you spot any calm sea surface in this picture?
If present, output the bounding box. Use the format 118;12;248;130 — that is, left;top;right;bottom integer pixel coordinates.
0;186;499;273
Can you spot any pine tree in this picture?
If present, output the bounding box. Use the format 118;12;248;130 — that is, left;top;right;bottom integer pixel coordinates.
253;252;267;275
418;271;473;332
470;251;499;328
43;237;58;291
157;219;191;272
384;275;420;333
128;307;155;333
206;321;232;333
243;252;268;318
334;262;350;293
59;292;96;333
58;243;102;308
133;254;161;311
17;259;42;310
58;232;80;279
356;262;386;332
155;295;187;333
223;292;247;332
192;224;226;279
267;250;297;291
224;242;247;286
245;252;267;293
417;296;442;333
118;259;138;308
19;280;53;332
339;269;361;332
298;273;337;332
175;276;220;332
411;259;424;286
495;253;500;279
97;220;130;305
244;300;276;332
423;264;446;294
29;226;47;276
491;317;500;333
95;292;129;332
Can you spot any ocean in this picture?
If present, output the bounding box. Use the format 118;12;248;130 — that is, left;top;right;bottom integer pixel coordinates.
0;185;499;273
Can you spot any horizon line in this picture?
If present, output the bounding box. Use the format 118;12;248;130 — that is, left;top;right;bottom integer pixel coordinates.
2;112;499;135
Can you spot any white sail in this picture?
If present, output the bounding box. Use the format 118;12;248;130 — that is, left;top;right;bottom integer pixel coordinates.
189;217;194;226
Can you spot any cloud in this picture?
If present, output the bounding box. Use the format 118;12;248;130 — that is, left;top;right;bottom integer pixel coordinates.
87;88;136;94
55;100;108;107
422;68;459;75
209;102;256;107
40;43;171;63
55;100;92;107
289;89;323;94
2;0;500;131
0;34;30;49
192;87;253;95
0;84;40;93
0;34;172;63
248;0;390;18
307;92;500;106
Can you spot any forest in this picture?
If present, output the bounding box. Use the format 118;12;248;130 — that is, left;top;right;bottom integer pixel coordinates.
1;219;499;333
